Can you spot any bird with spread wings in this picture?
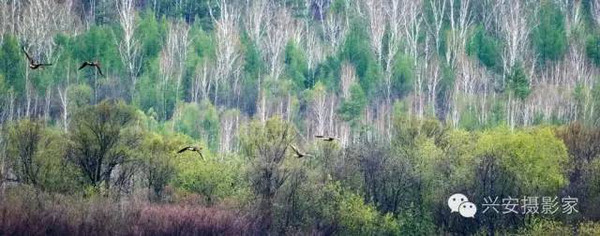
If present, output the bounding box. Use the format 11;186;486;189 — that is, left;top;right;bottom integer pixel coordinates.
289;144;313;158
177;146;205;161
315;135;337;142
78;61;104;76
22;47;52;70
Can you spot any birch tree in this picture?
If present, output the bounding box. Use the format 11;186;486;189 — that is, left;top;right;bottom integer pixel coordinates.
363;0;385;63
593;0;600;27
159;21;189;119
426;0;447;53
211;0;243;106
446;0;473;66
322;3;349;52
554;0;581;38
116;0;142;101
497;0;534;75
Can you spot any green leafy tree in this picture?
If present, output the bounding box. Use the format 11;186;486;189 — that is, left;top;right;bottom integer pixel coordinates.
173;101;220;150
6;120;45;186
338;84;367;126
240;117;295;234
391;53;414;98
67;101;139;190
340;21;381;95
138;132;184;201
173;153;243;205
467;26;502;70
507;64;530;100
138;10;167;73
532;1;567;63
474;127;569;234
5;120;78;193
586;34;600;66
284;41;310;89
0;34;25;96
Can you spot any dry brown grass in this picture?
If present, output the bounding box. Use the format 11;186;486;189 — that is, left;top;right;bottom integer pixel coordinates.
0;187;258;236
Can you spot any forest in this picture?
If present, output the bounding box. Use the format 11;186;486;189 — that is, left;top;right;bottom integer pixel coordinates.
0;0;600;235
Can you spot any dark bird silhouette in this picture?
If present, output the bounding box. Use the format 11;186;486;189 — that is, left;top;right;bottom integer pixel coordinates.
289;144;312;158
177;146;205;161
22;47;52;70
78;61;104;76
315;135;337;142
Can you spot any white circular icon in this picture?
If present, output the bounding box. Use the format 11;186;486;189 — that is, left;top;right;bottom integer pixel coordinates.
447;193;469;213
458;201;477;218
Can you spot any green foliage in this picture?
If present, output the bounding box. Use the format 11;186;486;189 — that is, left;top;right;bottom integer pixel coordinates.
338;84;367;125
138;132;179;201
284;41;310;89
6;120;45;186
314;56;342;92
467;26;502;70
152;0;217;29
595;84;600;126
308;182;401;235
5;120;80;193
173;155;243;205
72;25;122;77
578;221;600;235
0;34;25;96
507;64;531;100
239;34;262;114
0;74;6;95
67;101;140;188
533;0;567;63
586;34;600;66
138;10;167;73
67;84;93;112
391;53;414;97
337;192;400;235
172;101;220;150
475;127;568;194
340;21;381;95
519;219;572;235
240;117;295;233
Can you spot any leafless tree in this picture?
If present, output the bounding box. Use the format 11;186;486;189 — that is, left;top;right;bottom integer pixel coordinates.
243;0;268;43
593;0;600;27
262;5;296;81
19;0;78;59
116;0;142;101
426;52;441;117
426;0;447;53
446;0;473;67
191;61;210;103
304;27;325;75
159;21;189;119
363;0;385;63
220;109;241;154
322;3;349;52
340;62;357;99
497;0;535;74
211;0;243;106
57;85;69;132
308;83;328;137
555;0;582;38
402;0;423;62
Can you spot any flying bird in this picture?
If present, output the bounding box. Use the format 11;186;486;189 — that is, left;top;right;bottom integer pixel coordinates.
78;61;104;76
315;135;337;142
22;47;52;70
289;144;312;158
177;146;205;161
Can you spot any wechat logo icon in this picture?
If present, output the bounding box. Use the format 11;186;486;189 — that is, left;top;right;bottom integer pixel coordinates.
448;193;477;218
